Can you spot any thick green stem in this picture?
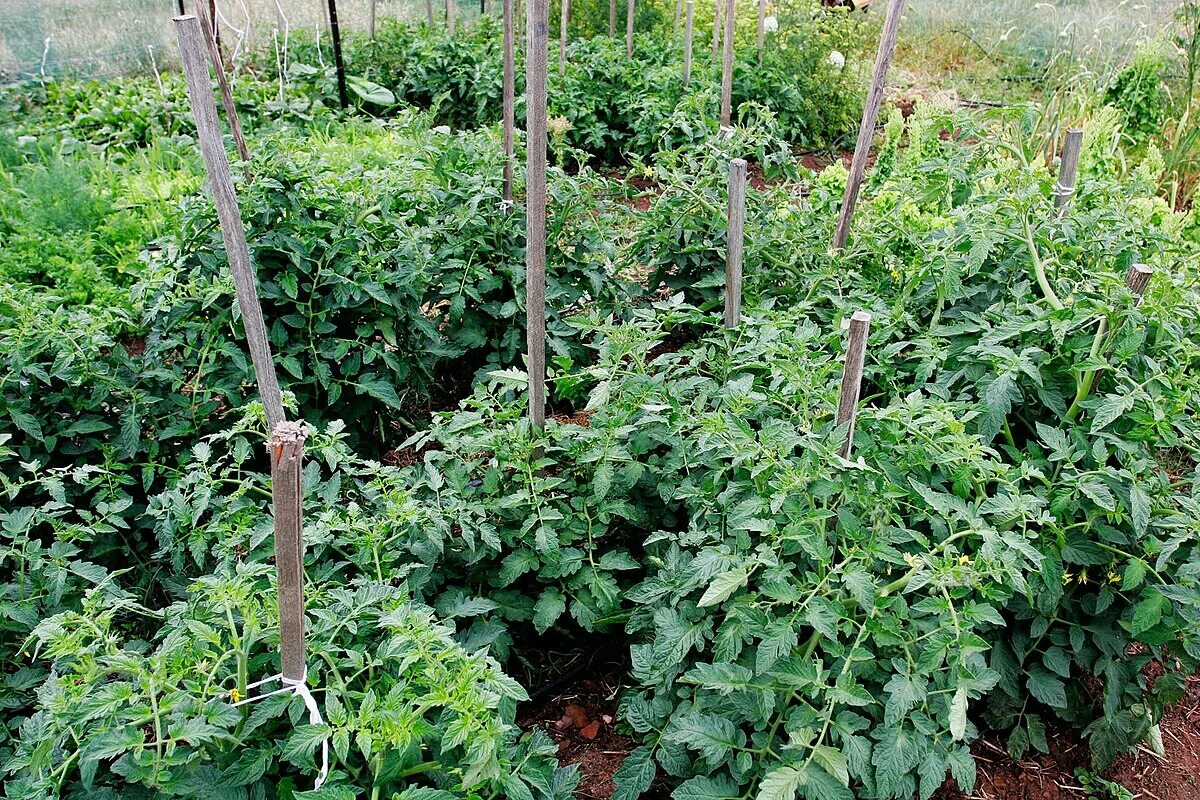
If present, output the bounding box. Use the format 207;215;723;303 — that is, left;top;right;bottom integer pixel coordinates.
1065;317;1108;422
1022;215;1064;311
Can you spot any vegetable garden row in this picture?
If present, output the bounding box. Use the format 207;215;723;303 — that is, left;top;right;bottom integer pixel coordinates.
1;1;1199;799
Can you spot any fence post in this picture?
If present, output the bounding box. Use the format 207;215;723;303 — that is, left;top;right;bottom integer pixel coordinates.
719;0;734;128
447;0;456;36
832;0;907;250
609;0;616;36
710;0;720;58
626;0;635;58
174;15;286;431
195;0;251;170
1055;127;1083;214
270;421;307;682
836;311;871;458
559;0;569;74
326;0;348;108
724;158;747;329
682;0;694;85
503;0;516;205
527;0;548;431
756;0;765;66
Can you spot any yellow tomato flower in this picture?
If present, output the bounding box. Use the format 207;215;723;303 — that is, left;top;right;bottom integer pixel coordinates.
1107;570;1121;585
1062;571;1074;585
1077;569;1088;585
229;688;242;703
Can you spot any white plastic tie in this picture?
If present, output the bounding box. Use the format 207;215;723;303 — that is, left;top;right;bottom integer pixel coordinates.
1054;182;1076;199
231;669;329;789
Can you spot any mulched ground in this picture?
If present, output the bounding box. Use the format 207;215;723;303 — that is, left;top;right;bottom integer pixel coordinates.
520;671;1200;800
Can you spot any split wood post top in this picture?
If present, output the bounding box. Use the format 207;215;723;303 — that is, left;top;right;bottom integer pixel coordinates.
269;421;307;682
526;0;549;430
1126;263;1152;301
832;0;907;250
724;158;747;329
1055;127;1084;213
174;15;286;431
836;311;871;458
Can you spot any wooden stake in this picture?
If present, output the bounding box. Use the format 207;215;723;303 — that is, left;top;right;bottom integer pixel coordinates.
710;0;720;58
609;0;616;36
832;0;907;251
625;0;635;58
369;0;377;38
326;0;348;108
724;158;747;329
174;15;285;432
269;421;307;682
447;0;456;35
559;0;569;75
836;311;871;458
756;0;765;66
673;0;683;34
526;0;548;430
195;0;250;169
1055;127;1083;214
503;0;516;205
683;0;694;85
719;0;734;128
426;0;434;25
1126;263;1152;302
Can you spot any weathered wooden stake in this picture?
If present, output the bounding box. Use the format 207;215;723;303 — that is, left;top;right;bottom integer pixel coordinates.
369;0;377;38
609;0;616;36
1055;127;1083;214
195;0;250;169
503;0;516;204
832;0;907;250
836;311;871;458
269;421;307;682
174;15;285;431
426;0;434;25
673;0;683;34
1126;263;1152;302
756;0;765;65
559;0;569;75
210;0;222;52
517;0;524;49
326;0;348;108
625;0;635;58
724;158;747;329
710;0;721;57
719;0;734;127
447;0;456;36
527;0;549;430
682;0;694;85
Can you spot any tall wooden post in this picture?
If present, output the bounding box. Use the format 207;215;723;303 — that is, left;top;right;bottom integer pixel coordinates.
756;0;765;65
1126;263;1152;302
682;0;694;85
526;0;548;430
559;0;569;74
326;0;348;108
836;311;871;458
426;0;434;25
609;0;616;36
503;0;516;204
1055;127;1083;214
832;0;907;250
625;0;635;58
195;0;250;169
719;0;734;127
369;0;377;38
673;0;683;34
174;15;286;431
724;158;747;329
447;0;456;35
270;421;307;682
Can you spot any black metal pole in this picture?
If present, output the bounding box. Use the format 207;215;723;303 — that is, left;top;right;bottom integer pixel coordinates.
176;0;186;15
326;0;349;109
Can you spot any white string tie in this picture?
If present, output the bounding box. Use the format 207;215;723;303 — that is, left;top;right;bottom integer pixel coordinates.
231;669;329;789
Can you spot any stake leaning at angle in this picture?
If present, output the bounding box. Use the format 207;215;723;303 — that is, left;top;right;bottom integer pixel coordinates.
195;0;250;170
719;0;735;128
526;0;549;430
724;158;747;329
503;0;516;204
836;311;871;458
174;15;285;431
1055;127;1084;214
327;0;349;108
833;0;907;250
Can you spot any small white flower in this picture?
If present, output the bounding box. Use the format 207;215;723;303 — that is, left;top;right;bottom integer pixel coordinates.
763;15;778;32
828;50;845;69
